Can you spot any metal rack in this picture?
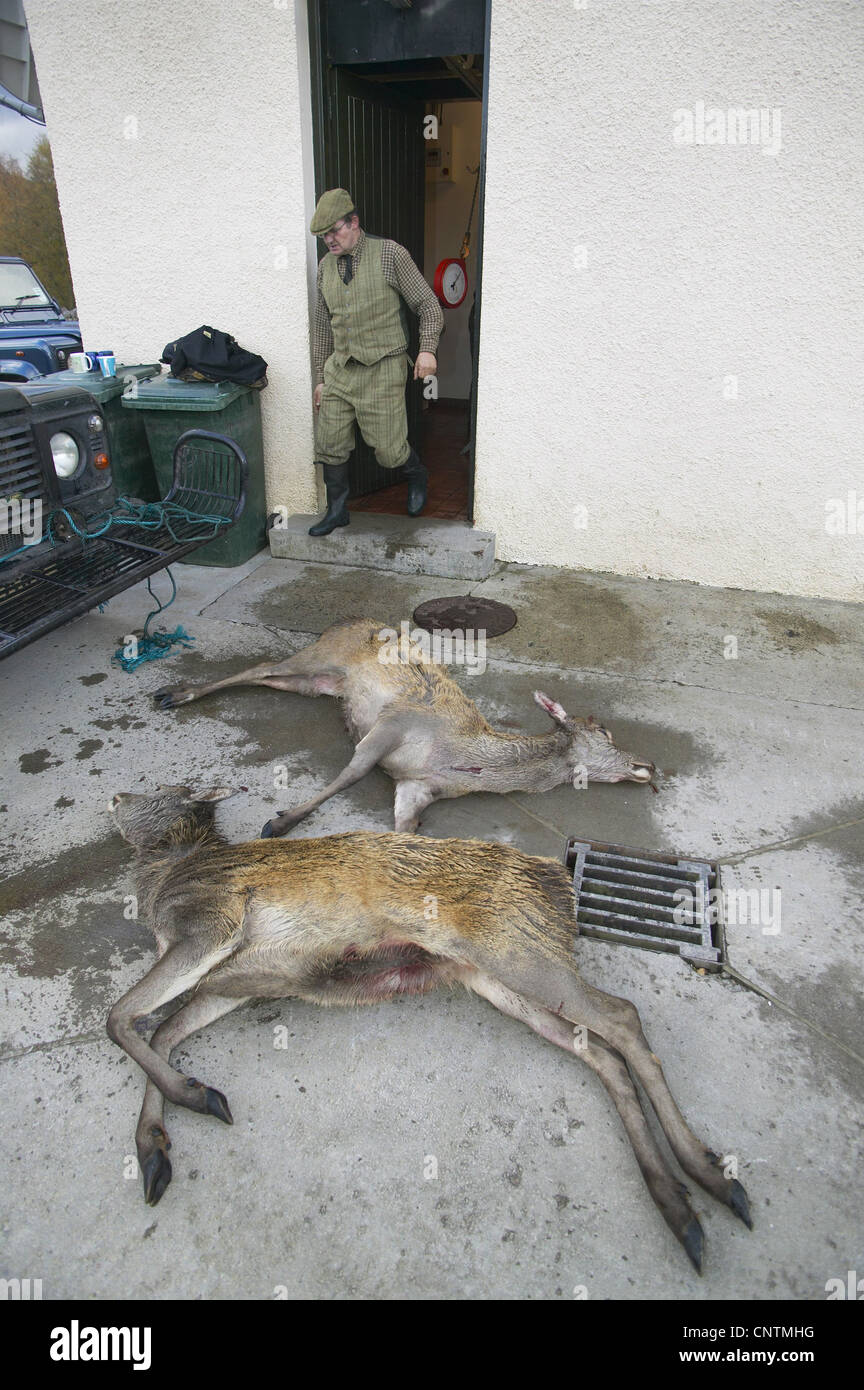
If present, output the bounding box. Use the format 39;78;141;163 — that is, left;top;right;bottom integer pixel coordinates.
0;430;248;660
564;837;724;971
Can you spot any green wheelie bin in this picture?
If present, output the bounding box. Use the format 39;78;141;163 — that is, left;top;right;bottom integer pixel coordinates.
121;375;266;566
48;363;162;500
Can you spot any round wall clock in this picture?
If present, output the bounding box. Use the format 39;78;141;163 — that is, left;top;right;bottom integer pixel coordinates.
433;257;468;308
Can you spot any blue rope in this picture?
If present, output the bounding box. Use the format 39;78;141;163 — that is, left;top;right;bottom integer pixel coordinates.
46;495;232;547
0;538;34;562
0;494;231;565
1;514;66;562
1;495;230;671
111;568;196;672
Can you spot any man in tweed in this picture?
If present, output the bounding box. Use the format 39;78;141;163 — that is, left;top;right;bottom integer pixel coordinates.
308;188;443;536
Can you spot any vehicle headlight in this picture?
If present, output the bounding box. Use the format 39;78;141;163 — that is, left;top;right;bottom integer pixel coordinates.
56;349;68;364
51;431;80;478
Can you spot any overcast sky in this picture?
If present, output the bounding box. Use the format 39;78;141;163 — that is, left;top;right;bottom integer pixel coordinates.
0;105;46;168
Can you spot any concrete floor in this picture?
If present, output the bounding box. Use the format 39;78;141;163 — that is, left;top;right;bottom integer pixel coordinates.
1;548;862;1301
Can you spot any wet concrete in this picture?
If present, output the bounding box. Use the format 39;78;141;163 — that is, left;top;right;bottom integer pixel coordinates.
1;550;862;1300
472;565;864;707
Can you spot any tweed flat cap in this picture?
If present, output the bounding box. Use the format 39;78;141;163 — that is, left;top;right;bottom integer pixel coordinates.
310;189;356;234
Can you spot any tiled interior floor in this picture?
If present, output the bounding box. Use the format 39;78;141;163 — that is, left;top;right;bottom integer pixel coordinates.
351;399;471;520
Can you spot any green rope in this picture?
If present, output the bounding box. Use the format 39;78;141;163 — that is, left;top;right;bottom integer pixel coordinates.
0;537;35;563
0;494;232;566
1;494;232;671
45;495;232;548
111;569;195;672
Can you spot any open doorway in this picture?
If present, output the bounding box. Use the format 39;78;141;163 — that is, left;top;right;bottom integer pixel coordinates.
307;0;488;525
353;97;481;523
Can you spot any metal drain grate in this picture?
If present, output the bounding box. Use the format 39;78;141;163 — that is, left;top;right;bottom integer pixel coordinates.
563;838;724;970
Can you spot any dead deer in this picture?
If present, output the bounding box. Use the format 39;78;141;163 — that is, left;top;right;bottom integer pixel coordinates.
107;785;751;1271
152;618;655;838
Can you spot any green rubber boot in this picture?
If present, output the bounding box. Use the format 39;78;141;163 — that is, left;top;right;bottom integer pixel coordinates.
309;462;350;536
402;448;428;517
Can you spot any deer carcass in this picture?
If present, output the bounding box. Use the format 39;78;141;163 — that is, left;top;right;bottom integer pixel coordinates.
152;618;655;838
106;785;750;1272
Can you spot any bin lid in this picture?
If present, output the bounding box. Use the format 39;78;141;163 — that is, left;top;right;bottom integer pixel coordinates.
121;375;249;411
47;364;161;403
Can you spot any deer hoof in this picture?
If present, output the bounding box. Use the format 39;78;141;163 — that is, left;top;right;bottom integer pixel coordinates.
141;1148;173;1206
152;687;182;710
681;1216;704;1275
182;1075;233;1123
728;1179;753;1229
204;1086;233;1125
261;813;296;839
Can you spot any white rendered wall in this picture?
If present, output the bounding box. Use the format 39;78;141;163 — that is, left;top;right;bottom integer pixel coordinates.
24;0;318;517
475;1;864;600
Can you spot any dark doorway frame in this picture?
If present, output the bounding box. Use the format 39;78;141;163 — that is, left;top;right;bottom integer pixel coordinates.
306;0;489;524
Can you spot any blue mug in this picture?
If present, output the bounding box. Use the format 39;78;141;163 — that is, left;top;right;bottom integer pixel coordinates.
86;350;115;377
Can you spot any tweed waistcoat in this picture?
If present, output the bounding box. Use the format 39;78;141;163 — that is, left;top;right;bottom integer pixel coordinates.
320;236;408;366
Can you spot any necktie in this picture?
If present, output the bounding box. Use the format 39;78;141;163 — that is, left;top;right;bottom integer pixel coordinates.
340;254;353;285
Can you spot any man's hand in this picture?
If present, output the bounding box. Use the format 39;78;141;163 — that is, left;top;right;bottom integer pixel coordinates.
414;352;437;381
313;383;323;410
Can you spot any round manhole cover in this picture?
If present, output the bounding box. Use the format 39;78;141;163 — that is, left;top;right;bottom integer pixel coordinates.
412;596;517;637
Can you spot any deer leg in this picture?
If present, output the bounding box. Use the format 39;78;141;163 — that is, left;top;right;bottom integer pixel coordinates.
152;656;343;710
469;956;751;1236
532;971;752;1226
599;1000;753;1229
134;992;247;1206
107;937;238;1118
261;719;401;838
393;780;435;834
464;971;707;1270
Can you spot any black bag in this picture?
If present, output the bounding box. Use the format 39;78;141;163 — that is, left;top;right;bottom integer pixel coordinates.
161;325;268;387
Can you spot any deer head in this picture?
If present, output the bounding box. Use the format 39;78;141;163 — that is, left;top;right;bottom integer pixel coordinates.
533;692;655;786
108;786;239;850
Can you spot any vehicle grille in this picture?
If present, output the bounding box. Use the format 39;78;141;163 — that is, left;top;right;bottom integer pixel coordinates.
0;426;248;660
0;539;147;635
0;411;42;558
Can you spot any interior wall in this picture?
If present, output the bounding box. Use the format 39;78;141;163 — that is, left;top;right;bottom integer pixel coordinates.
23;0;319;519
423;100;482;401
475;0;864;600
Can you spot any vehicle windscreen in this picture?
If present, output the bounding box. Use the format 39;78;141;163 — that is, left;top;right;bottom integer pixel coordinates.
0;263;52;309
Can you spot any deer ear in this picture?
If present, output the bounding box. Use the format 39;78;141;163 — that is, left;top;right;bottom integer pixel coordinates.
534;690;569;724
188;786;244;804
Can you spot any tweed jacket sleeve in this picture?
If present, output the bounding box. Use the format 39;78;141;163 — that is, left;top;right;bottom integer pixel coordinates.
312;259;333;386
384;240;444;358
